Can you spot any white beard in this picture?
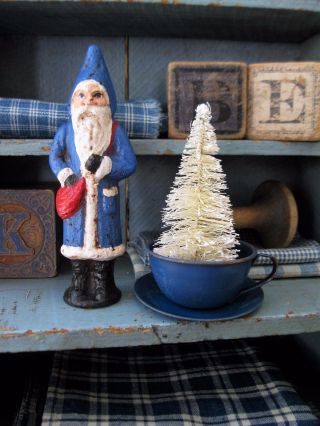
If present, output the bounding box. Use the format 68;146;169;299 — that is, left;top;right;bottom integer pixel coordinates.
71;104;112;172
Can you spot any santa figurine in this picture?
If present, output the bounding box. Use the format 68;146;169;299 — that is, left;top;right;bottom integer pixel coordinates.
49;45;137;308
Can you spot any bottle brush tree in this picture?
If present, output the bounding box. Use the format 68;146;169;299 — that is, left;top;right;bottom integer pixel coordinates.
154;103;239;261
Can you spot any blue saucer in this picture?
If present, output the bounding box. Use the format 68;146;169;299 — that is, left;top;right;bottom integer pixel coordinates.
134;274;264;321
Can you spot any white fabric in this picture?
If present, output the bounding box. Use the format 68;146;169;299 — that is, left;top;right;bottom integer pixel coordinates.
83;173;98;251
61;243;125;261
95;156;112;182
103;186;118;197
57;168;73;186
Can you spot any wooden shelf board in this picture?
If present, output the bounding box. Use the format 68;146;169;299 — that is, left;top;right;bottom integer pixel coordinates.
2;139;320;157
0;1;318;41
0;1;319;11
132;139;320;156
0;255;320;353
0;139;51;156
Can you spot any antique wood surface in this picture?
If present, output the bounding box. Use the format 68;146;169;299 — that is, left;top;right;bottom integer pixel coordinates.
3;139;320;157
233;181;298;248
0;37;125;102
0;0;319;354
168;61;247;139
128;156;300;239
0;2;319;42
0;255;319;353
130;139;320;156
0;190;56;278
0;0;319;10
129;38;299;107
248;62;320;141
295;156;320;242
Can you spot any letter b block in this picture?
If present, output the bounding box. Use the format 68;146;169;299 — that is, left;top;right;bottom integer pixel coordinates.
0;190;56;278
168;62;247;139
248;63;320;141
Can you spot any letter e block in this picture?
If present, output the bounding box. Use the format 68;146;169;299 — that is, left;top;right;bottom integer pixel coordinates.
0;190;56;278
168;62;247;139
248;62;320;141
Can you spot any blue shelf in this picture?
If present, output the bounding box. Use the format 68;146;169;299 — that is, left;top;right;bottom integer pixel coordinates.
1;139;320;157
132;139;320;156
0;1;319;41
0;255;320;353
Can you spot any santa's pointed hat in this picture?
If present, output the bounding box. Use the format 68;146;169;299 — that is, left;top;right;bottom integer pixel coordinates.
69;45;117;117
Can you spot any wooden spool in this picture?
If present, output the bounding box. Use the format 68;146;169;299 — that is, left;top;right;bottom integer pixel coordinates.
233;181;298;248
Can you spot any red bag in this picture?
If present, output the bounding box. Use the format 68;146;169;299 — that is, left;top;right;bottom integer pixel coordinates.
56;177;86;220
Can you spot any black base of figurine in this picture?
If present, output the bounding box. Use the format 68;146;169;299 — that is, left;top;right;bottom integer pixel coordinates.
64;259;121;309
63;286;121;309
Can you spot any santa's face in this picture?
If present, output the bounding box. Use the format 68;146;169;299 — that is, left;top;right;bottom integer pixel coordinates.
71;80;113;170
72;80;110;107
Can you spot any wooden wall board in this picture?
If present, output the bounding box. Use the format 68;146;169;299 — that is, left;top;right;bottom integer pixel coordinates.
129;38;301;107
0;36;125;103
300;34;320;61
0;37;38;100
128;156;178;239
0;2;319;42
291;128;320;358
0;157;58;185
295;158;320;242
128;156;299;239
167;61;247;139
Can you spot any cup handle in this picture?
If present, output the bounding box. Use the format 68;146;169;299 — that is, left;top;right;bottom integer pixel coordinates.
239;254;278;297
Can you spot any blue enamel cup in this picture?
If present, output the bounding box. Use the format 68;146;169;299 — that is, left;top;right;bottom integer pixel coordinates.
149;241;277;309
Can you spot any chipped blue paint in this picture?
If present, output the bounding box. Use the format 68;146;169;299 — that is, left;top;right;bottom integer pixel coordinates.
0;256;320;353
0;1;319;13
2;139;320;157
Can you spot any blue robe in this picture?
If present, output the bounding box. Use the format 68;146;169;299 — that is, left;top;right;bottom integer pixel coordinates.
49;120;136;260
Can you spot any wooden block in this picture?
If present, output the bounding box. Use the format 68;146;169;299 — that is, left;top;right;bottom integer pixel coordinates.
168;61;247;139
0;190;56;278
248;62;320;141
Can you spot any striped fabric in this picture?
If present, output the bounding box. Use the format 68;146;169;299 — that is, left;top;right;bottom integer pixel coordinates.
127;232;320;280
128;231;160;267
128;231;320;266
249;262;320;280
41;340;319;425
252;237;320;266
127;245;155;280
127;245;320;281
0;98;162;139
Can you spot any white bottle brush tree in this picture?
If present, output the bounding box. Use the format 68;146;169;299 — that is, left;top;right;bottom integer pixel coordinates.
154;103;239;261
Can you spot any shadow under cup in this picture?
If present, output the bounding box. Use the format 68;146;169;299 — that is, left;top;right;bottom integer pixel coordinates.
149;241;277;310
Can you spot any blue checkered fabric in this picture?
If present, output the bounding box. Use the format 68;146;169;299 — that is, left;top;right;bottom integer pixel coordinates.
249;262;320;280
253;241;320;265
127;245;320;281
128;231;160;266
41;341;319;425
0;98;162;139
128;232;320;267
114;99;162;139
127;232;320;280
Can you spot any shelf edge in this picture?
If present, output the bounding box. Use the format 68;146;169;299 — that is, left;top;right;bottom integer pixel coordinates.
2;139;320;156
